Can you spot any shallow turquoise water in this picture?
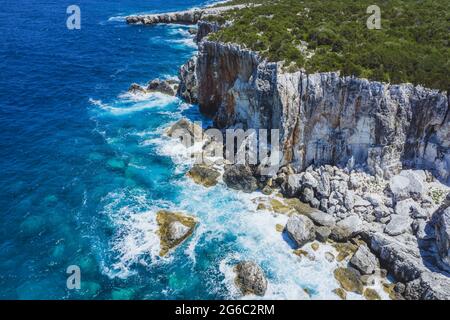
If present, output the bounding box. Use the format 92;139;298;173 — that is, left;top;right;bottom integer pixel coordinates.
0;0;349;300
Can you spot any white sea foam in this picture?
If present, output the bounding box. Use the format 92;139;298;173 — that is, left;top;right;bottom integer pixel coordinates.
91;92;178;116
107;15;127;22
101;189;179;279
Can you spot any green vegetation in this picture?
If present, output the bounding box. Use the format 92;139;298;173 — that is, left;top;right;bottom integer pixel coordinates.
207;0;449;91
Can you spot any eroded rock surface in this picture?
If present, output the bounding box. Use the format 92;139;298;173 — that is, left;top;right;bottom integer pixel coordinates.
234;261;267;296
156;210;197;256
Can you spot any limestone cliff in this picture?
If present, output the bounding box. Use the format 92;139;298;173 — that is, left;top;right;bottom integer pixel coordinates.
180;39;450;183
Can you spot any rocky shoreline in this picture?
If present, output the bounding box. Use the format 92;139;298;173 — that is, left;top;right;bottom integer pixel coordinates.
125;4;450;300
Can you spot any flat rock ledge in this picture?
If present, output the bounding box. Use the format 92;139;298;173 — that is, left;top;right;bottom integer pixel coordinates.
156;210;197;256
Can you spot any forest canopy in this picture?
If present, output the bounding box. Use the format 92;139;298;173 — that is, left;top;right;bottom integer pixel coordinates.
207;0;450;91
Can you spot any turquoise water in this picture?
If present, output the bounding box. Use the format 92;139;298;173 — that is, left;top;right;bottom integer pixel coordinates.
0;0;347;300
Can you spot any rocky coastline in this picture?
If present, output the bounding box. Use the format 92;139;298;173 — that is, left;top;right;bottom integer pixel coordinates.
125;5;450;300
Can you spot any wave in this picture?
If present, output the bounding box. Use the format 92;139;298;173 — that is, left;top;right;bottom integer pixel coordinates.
89;93;178;116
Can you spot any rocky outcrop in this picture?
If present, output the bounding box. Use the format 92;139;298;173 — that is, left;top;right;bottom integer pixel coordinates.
223;164;258;193
350;245;379;275
187;164;221;187
180;40;449;183
147;78;177;96
177;57;198;104
434;194;450;270
126;4;249;26
156;210;197;256
367;231;450;299
128;79;178;96
234;261;267;296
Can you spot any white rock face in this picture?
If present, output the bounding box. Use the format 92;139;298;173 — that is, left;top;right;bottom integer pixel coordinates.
182;40;450;183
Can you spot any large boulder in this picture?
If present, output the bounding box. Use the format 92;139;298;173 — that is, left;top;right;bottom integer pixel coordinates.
187;164;220;187
281;174;302;197
147;78;177;96
384;214;411;236
286;215;316;247
349;245;378;275
307;210;336;228
330;215;362;242
156;210;197;256
223;165;258;193
234;261;267;296
389;170;426;201
166;118;202;139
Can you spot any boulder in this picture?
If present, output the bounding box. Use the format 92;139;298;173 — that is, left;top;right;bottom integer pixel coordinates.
156;210;197;256
389;171;426;201
147;79;176;96
316;172;331;198
302;172;318;189
234;261;267;296
281;174;302;197
343;190;355;210
316;226;331;242
300;187;315;203
363;288;381;300
332;288;347;300
285;215;316;247
128;83;146;94
187;164;220;187
349;245;378;275
166;118;202;139
223;165;258;193
330;215;362;242
384;214;411;236
333;267;364;294
395;199;425;218
307;210;336;228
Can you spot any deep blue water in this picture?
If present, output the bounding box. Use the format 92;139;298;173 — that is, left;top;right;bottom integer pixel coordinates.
0;0;349;300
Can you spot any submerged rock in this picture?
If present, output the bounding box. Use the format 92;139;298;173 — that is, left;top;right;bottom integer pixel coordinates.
285;215;316;247
332;288;347;300
223;165;258;193
187;164;220;187
234;261;267;296
156;210;197;256
363;288;381;300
